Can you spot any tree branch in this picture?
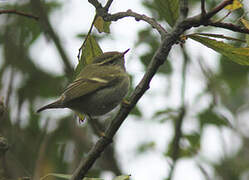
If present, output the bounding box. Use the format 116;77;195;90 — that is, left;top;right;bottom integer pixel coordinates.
103;10;167;38
167;46;188;180
104;0;114;11
168;107;186;180
204;0;232;20
88;0;102;9
201;0;206;16
180;46;189;106
179;0;189;20
30;0;74;78
0;9;39;20
87;0;167;37
206;21;249;34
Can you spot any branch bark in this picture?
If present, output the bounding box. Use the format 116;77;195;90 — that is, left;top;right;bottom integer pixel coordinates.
103;10;168;38
0;9;39;20
206;21;249;34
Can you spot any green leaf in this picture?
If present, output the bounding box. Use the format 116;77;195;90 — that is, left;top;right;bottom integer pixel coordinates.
153;108;177;118
40;174;105;180
137;141;155;154
152;108;178;123
189;34;249;65
40;173;71;180
165;133;200;159
75;35;103;77
83;178;104;180
130;106;142;117
198;108;229;129
81;35;103;65
240;19;249;46
189;33;245;43
155;0;179;27
94;16;111;33
241;18;249;30
224;0;243;11
184;132;200;151
113;175;131;180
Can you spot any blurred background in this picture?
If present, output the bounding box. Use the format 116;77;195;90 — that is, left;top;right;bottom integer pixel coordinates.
1;0;249;180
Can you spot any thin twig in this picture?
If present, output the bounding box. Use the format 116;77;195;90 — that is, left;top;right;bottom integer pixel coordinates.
168;107;186;180
216;11;231;23
180;45;189;106
207;21;249;34
77;15;97;60
178;0;232;28
201;0;206;16
78;0;114;60
88;0;102;9
197;163;212;180
168;46;188;180
104;9;167;38
87;0;167;37
204;0;233;20
0;9;39;20
104;0;114;11
179;0;189;20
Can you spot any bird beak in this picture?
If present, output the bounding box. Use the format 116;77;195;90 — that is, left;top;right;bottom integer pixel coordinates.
122;49;130;56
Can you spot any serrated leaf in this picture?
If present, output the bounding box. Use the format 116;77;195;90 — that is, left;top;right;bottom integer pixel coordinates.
94;16;111;33
225;0;243;11
113;175;131;180
189;34;249;65
155;0;179;27
75;35;103;77
40;173;71;180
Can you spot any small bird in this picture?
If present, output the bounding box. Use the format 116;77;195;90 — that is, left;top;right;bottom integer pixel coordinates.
37;50;130;117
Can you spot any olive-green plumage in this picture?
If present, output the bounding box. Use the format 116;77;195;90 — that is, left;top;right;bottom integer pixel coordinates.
37;50;130;116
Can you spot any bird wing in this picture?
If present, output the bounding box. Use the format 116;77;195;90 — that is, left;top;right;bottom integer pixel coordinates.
62;64;124;102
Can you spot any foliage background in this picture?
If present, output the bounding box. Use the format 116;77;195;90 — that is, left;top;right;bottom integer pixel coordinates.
0;0;249;180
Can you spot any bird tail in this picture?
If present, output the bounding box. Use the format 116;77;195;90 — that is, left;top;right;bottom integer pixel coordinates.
36;100;63;113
